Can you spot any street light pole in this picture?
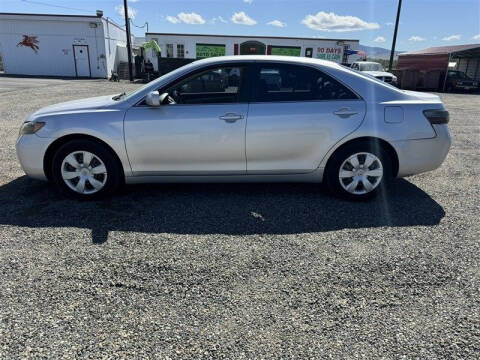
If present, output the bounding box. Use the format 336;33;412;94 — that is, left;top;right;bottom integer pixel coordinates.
389;0;402;72
123;0;134;81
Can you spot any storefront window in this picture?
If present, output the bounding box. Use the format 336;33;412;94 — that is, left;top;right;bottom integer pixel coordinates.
196;44;226;59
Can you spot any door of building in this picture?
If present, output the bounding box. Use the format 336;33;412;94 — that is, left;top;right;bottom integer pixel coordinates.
240;41;266;55
73;45;91;77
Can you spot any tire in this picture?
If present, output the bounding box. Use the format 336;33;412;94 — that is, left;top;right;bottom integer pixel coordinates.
325;140;393;201
51;139;122;199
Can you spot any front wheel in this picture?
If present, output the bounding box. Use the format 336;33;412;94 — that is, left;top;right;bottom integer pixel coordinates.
325;141;393;200
51;139;122;199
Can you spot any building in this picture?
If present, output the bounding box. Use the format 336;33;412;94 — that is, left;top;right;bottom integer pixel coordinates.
397;44;480;89
0;12;132;78
144;32;359;72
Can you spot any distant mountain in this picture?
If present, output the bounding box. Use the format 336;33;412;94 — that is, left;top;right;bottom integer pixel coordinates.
358;44;405;59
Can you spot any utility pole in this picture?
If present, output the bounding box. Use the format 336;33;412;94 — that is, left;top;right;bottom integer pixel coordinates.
123;0;134;81
389;0;402;72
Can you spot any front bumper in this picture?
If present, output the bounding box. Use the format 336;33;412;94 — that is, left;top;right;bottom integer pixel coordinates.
16;134;53;181
393;124;451;177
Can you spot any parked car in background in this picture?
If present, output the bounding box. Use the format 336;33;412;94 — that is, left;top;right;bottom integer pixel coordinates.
16;55;451;201
351;61;398;86
445;70;479;92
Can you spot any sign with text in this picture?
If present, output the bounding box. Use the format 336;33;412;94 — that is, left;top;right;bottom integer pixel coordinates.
196;44;226;59
316;47;343;62
270;46;301;57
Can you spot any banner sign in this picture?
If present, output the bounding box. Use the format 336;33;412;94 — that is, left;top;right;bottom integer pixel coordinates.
316;47;343;62
196;44;226;59
271;46;301;57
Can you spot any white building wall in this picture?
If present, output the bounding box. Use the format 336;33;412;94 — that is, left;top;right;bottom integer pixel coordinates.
0;14;128;78
101;18;130;77
145;33;358;71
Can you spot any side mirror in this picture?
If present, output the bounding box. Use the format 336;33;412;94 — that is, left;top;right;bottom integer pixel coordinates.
145;91;160;106
145;91;171;106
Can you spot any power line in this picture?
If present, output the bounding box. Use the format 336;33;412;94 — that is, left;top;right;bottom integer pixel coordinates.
130;19;149;32
20;0;91;13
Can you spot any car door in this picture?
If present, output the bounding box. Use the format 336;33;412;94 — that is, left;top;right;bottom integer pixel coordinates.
124;64;248;175
246;62;365;174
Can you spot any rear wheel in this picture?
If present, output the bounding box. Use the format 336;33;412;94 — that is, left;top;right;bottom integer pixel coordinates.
325;141;393;200
51;140;122;199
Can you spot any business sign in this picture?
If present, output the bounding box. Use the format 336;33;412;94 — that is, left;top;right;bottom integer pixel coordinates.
270;46;301;57
316;47;343;62
196;44;226;59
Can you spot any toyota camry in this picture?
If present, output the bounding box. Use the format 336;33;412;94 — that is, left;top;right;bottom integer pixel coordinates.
16;55;451;200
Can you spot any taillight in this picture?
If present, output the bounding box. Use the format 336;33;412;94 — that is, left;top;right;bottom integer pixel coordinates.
423;109;449;124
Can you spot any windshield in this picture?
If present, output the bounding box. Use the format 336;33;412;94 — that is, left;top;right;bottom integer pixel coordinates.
359;63;384;72
120;64;197;101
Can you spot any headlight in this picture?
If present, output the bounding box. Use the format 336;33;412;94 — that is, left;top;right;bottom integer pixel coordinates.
19;121;45;135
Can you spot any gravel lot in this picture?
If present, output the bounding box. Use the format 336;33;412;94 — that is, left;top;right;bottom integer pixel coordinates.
0;78;479;358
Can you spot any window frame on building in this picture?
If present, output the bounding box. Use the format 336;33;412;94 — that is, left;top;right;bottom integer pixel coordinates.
176;44;185;58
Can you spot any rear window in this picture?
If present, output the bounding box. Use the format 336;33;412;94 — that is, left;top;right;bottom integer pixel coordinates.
253;63;359;102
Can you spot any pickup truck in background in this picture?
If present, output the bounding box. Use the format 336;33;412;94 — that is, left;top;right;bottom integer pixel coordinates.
351;61;398;87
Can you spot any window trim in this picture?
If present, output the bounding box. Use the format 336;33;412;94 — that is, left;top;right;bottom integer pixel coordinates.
247;62;362;103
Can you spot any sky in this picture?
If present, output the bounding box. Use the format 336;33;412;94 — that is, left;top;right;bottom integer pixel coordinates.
2;0;480;51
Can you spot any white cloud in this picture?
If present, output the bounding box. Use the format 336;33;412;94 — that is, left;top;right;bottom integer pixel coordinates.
442;34;461;41
231;11;256;25
177;12;206;25
473;34;480;40
385;22;394;26
210;16;228;24
243;0;253;4
267;20;286;27
301;11;379;32
115;4;137;19
130;0;140;2
374;36;386;43
166;15;180;24
409;36;426;42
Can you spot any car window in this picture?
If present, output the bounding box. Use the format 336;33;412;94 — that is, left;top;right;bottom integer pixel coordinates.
165;66;244;105
253;64;358;102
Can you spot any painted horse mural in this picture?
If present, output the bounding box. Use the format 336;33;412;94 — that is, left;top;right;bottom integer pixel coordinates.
17;35;39;54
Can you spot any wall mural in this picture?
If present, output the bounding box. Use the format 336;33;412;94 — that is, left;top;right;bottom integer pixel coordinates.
17;35;39;54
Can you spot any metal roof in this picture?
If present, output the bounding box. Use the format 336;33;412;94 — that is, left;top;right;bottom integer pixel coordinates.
0;12;100;18
401;44;480;56
146;32;359;43
0;12;126;32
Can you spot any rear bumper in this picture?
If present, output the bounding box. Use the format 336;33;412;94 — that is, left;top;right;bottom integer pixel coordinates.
16;134;52;181
393;124;451;177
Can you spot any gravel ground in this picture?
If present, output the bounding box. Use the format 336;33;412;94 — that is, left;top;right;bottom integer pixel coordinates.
0;79;479;358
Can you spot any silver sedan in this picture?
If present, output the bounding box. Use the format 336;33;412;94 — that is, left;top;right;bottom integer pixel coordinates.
16;55;451;200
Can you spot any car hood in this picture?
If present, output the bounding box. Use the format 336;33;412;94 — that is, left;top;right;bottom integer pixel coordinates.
363;70;395;78
32;95;117;116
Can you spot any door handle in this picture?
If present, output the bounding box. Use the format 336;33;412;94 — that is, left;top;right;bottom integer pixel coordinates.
219;113;244;123
333;108;358;118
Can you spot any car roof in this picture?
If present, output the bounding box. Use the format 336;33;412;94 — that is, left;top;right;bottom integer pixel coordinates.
194;55;343;69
